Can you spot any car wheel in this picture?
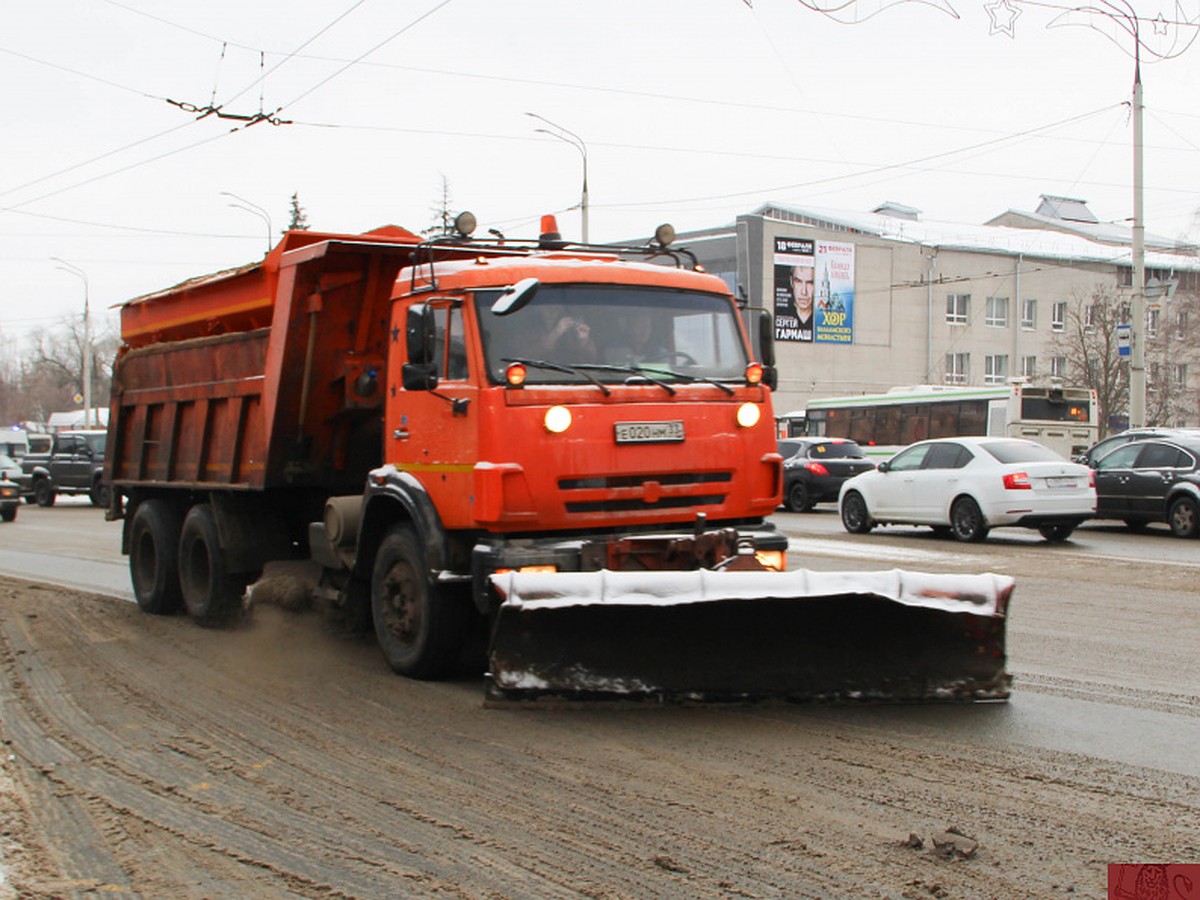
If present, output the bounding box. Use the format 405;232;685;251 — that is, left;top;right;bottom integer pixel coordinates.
178;503;246;627
371;525;469;678
950;497;989;542
33;479;56;507
786;480;814;513
90;479;111;508
1;506;15;523
1167;496;1200;538
840;491;874;534
1037;522;1076;542
129;499;183;615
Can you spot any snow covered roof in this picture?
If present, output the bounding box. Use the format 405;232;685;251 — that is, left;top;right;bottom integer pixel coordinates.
1035;195;1097;223
47;408;109;430
753;201;1200;271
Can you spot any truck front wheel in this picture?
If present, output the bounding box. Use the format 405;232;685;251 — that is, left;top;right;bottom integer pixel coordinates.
178;504;245;627
129;500;183;615
371;525;466;679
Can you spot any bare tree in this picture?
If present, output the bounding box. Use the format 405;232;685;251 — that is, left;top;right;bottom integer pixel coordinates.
1049;284;1128;437
1050;283;1200;435
0;331;21;427
1144;289;1200;427
17;315;119;427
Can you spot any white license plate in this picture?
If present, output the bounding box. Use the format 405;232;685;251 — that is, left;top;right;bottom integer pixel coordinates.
1047;477;1077;489
614;421;685;444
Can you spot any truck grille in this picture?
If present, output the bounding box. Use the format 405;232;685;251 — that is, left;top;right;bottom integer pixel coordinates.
559;471;731;514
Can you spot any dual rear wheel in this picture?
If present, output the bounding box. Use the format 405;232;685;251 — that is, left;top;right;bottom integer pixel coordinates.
128;500;245;626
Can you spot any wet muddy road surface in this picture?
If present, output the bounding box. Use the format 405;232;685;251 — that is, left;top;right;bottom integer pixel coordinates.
0;509;1198;898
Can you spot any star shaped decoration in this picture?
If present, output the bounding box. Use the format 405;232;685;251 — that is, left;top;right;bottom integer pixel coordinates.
1152;12;1169;34
985;0;1022;36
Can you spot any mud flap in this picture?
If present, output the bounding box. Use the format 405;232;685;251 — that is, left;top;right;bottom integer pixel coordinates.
485;569;1012;705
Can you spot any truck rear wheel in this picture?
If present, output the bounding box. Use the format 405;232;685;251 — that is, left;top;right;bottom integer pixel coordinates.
371;525;467;679
179;504;245;627
129;500;183;615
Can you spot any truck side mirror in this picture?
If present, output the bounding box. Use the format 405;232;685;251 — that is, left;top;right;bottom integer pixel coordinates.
754;308;778;390
402;303;439;391
491;278;540;316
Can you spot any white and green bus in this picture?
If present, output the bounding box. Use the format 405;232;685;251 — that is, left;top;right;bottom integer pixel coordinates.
803;383;1098;461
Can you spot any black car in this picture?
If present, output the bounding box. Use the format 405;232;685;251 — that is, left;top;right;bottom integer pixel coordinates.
1091;436;1200;537
1074;427;1200;467
779;437;875;512
0;476;17;522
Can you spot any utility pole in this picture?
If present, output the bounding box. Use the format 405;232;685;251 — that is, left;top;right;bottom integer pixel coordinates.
52;257;93;428
526;113;589;243
1129;46;1147;428
221;191;273;255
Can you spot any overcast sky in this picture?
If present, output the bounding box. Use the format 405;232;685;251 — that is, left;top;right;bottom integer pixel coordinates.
3;0;1199;348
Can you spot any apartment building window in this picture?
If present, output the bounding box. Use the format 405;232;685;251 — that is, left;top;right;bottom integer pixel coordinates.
985;354;1009;385
986;296;1009;327
945;353;969;384
1119;302;1131;324
1174;364;1188;389
1148;307;1160;337
1050;356;1067;378
1021;298;1037;329
1084;304;1096;331
946;294;969;325
1150;363;1161;389
1177;309;1189;339
1051;301;1066;332
1022;355;1037;379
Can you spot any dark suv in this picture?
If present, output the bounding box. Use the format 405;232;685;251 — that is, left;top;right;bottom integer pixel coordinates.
779;437;875;512
1092;435;1200;537
21;430;110;507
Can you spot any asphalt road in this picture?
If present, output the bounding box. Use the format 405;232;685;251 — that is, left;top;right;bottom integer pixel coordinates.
0;500;1197;897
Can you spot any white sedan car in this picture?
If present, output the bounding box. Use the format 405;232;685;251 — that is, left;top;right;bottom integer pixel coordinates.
838;436;1096;542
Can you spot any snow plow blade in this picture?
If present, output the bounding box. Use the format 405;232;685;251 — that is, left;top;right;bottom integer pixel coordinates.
485;569;1012;705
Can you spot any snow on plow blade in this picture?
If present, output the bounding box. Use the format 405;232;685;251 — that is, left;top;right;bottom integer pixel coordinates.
485;568;1013;705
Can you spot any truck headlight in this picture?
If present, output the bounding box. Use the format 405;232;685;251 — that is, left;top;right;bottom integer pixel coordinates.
736;402;761;428
544;405;572;433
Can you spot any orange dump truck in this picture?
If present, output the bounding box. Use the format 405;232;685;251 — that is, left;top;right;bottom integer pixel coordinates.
106;216;1011;703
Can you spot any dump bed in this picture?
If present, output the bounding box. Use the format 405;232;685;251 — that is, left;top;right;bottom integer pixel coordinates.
107;229;420;495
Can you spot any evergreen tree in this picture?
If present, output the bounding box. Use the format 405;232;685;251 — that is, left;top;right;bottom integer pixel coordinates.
287;193;310;231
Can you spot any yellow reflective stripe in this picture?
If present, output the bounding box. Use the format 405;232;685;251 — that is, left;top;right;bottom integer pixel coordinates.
395;462;476;474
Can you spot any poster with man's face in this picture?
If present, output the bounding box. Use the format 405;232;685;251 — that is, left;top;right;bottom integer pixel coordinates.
773;237;815;343
773;237;855;344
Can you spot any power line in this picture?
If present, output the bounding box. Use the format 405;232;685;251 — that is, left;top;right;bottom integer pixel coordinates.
276;0;455;113
0;45;163;100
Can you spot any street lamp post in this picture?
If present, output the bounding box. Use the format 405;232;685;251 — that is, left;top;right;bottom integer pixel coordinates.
1129;43;1147;428
221;191;273;255
51;257;94;428
526;113;589;243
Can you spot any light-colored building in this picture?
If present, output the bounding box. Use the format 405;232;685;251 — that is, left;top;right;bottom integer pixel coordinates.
674;196;1200;429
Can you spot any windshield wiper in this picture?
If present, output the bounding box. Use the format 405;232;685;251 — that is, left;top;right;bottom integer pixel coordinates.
576;363;736;396
665;370;736;395
572;364;676;395
501;358;612;396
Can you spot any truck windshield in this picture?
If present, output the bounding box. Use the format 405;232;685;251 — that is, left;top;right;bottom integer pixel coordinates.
475;285;748;385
